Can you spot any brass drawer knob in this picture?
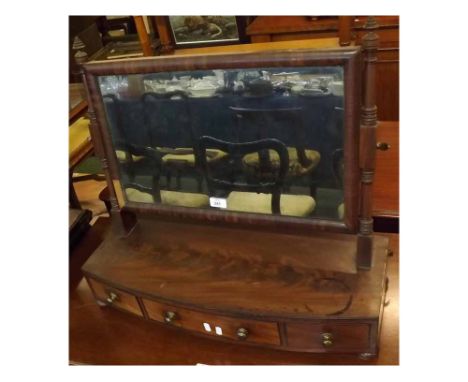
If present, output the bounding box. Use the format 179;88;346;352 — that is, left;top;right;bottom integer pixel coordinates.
236;327;249;340
106;292;119;305
376;142;391;151
321;332;334;347
164;311;177;324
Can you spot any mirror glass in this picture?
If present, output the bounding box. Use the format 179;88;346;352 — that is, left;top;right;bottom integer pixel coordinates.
98;65;345;221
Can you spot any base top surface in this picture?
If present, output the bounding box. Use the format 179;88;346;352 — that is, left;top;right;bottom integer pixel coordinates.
83;217;388;319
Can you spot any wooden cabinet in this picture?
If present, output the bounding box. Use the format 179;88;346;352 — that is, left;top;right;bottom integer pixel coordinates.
246;16;399;121
374;121;399;218
83;219;389;356
70;220;399;365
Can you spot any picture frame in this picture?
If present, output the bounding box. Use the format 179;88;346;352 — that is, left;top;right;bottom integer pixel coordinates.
156;16;247;51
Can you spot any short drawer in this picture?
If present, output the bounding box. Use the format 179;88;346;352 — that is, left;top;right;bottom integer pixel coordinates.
142;298;280;346
286;322;370;352
87;278;143;317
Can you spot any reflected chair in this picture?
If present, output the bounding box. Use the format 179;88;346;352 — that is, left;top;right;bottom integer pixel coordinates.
229;105;321;196
197;136;316;217
120;144;210;208
103;94;147;182
142;91;227;191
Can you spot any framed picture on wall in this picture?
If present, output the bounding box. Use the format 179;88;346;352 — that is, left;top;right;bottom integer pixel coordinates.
167;16;246;47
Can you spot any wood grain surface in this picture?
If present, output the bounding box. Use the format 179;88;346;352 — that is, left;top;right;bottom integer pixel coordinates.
69;218;399;364
82;217;388;319
373;121;399;217
244;16;399;120
142;298;281;345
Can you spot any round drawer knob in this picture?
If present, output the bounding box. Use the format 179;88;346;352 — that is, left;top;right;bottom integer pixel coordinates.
376;142;391;151
106;292;119;305
236;327;249;340
164;311;177;323
321;332;334;347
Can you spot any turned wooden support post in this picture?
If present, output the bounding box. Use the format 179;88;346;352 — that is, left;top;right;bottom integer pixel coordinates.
152;16;175;54
134;16;154;56
357;17;379;269
81;68;133;235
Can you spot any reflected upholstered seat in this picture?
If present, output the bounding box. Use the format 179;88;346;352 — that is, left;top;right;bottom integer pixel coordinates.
120;144;210;209
197;136;316;217
115;150;145;162
227;191;315;217
159;147;227;165
115;147;226;176
142;92;228;190
158;147;227;191
103;93;226;189
242;147;320;177
337;202;345;220
125;187;209;208
230;105;321;196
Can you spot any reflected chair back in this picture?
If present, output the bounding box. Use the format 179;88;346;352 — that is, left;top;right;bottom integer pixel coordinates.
197;136;289;214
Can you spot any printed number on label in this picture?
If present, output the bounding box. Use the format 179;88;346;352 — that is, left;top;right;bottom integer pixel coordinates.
209;197;227;209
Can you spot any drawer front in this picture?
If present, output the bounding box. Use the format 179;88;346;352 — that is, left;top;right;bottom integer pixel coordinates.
142;298;280;346
286;322;370;352
87;278;143;317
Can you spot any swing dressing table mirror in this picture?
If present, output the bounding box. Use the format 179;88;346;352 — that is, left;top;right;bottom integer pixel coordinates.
81;20;389;359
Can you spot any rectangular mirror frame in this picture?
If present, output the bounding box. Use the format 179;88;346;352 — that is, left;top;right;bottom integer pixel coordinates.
82;47;362;235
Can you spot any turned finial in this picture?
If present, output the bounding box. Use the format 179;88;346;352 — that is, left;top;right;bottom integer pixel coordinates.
364;16;378;30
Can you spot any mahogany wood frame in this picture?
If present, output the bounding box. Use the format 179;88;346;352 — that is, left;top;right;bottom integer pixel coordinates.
82;47;363;238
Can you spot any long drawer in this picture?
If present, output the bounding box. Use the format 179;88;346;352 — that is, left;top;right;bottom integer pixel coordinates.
141;298;281;346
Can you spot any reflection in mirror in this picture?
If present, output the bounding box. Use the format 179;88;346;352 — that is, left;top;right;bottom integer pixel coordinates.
99;66;345;220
